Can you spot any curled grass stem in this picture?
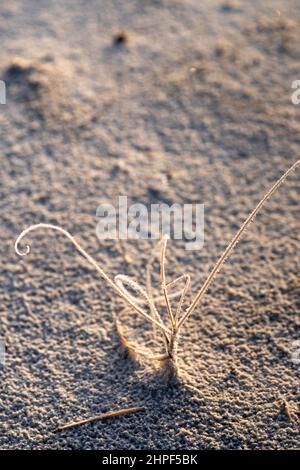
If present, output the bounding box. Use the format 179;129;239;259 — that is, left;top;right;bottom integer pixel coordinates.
15;160;300;375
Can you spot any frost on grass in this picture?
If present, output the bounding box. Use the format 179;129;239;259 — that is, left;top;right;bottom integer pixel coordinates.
15;160;300;380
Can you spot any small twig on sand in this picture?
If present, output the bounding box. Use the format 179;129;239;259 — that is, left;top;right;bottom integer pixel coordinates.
54;406;145;433
279;398;296;422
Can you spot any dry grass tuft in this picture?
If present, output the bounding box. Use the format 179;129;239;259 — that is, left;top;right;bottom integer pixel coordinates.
15;160;300;379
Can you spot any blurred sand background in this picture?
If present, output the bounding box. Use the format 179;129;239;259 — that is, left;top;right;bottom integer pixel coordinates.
0;0;300;449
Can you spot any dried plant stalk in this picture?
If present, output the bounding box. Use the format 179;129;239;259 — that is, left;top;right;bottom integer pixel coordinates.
15;160;300;378
54;406;144;432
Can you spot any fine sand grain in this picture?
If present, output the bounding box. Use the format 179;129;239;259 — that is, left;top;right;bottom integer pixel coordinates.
0;0;300;450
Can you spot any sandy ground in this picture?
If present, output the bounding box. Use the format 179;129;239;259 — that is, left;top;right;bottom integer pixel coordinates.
0;0;300;450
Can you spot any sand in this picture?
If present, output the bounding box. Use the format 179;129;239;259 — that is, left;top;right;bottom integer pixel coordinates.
0;0;300;450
